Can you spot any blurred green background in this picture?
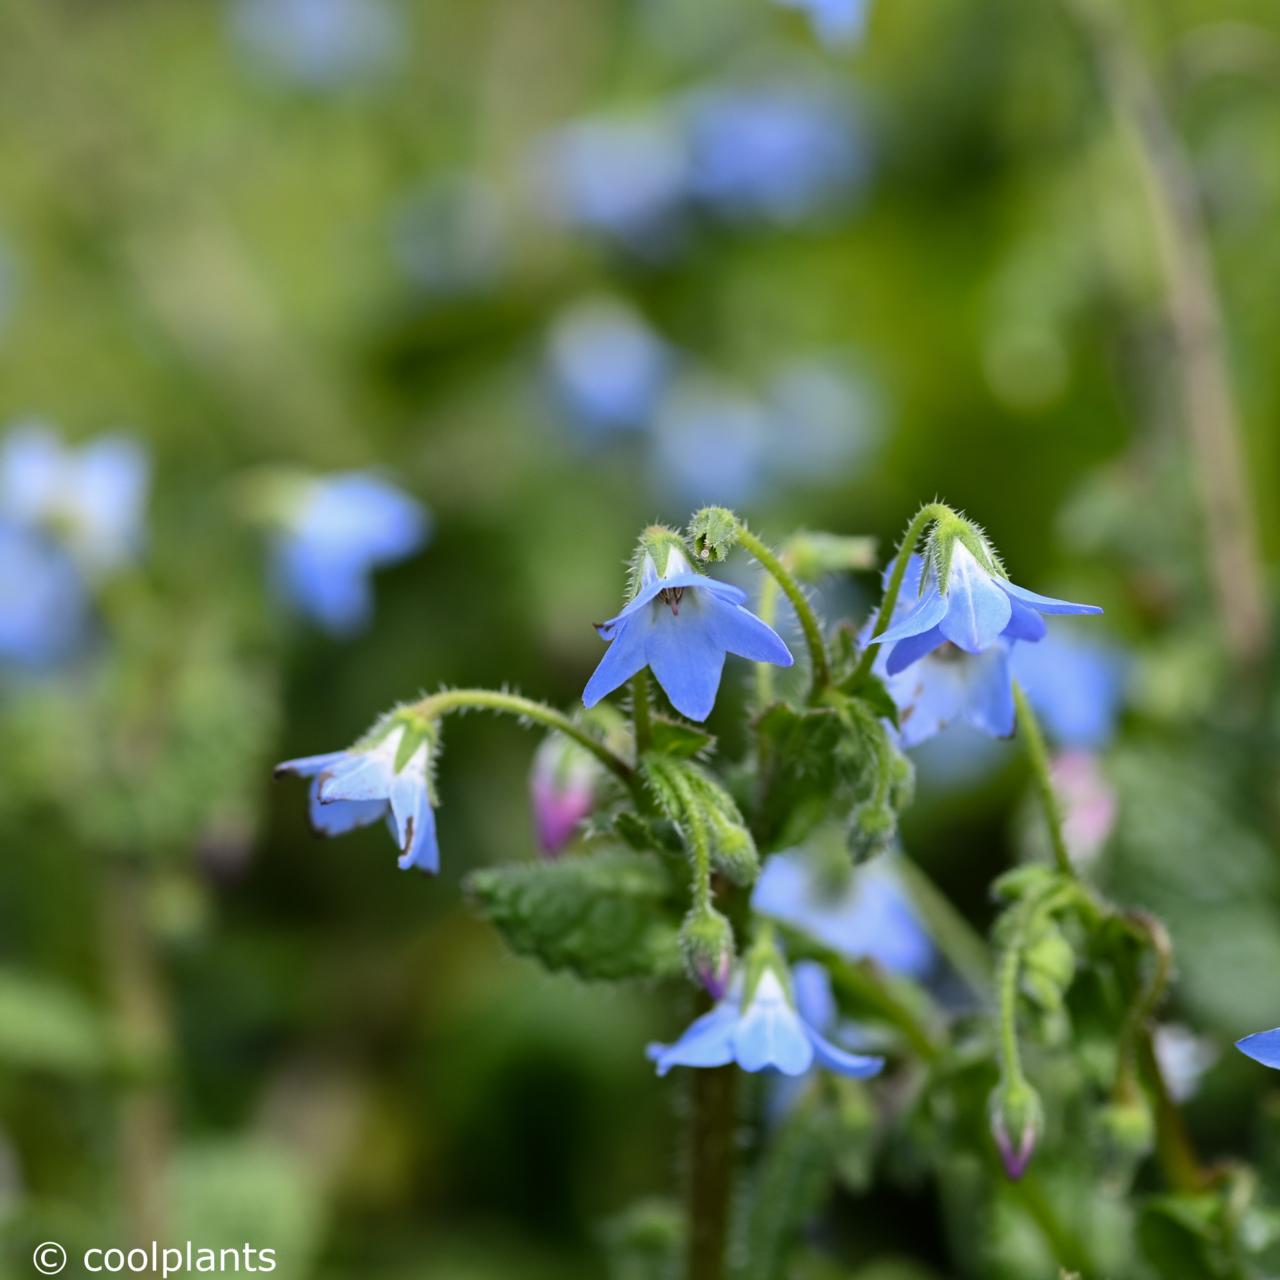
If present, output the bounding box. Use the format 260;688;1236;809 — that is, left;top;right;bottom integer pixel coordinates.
1;0;1279;1276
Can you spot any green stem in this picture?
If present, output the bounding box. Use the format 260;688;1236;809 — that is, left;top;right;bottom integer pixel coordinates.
852;502;951;683
414;688;635;786
735;524;829;695
996;927;1026;1088
1013;682;1074;879
686;1058;737;1280
631;670;654;755
663;761;713;909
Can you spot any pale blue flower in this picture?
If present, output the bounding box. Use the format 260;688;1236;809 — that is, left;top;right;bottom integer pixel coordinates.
546;296;671;434
0;523;88;670
647;960;883;1078
274;472;430;636
775;0;871;48
753;851;934;978
684;82;864;224
0;422;150;576
275;723;438;872
583;546;792;721
1010;631;1127;749
230;0;400;87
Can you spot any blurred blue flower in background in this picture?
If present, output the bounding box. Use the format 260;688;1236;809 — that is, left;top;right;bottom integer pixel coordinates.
273;472;430;636
683;81;865;224
0;422;150;576
764;357;882;483
753;850;934;978
0;524;88;670
651;375;773;508
648;957;884;1078
276;722;439;872
583;545;792;721
1011;631;1127;749
229;0;400;88
532;112;688;254
774;0;871;49
545;296;672;436
388;174;508;299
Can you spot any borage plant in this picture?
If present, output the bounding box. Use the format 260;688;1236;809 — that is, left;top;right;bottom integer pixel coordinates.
275;502;1243;1280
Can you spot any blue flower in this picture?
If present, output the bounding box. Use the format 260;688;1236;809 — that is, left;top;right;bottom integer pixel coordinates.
872;545;1101;669
774;0;871;48
546;296;671;435
1236;1028;1280;1070
0;422;150;576
273;472;430;636
647;958;883;1078
0;523;88;670
683;82;864;224
229;0;400;88
1010;632;1127;749
275;722;438;872
752;851;934;978
583;546;792;722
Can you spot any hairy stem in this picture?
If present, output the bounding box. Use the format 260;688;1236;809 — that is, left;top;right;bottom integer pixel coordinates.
686;1059;737;1280
414;688;635;785
735;524;830;695
1061;0;1270;671
1013;682;1074;879
852;502;951;683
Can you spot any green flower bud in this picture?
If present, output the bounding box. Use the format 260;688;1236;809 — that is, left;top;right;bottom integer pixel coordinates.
989;1078;1043;1180
848;800;896;864
1098;1096;1155;1160
687;506;740;563
680;906;735;999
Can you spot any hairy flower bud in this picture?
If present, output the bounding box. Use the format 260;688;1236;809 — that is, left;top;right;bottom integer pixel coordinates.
988;1078;1043;1181
680;906;735;1000
687;506;740;563
848;800;896;864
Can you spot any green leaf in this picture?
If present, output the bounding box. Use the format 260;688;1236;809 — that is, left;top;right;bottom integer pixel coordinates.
649;717;715;759
1138;1194;1234;1280
466;852;682;982
753;703;847;849
0;969;109;1075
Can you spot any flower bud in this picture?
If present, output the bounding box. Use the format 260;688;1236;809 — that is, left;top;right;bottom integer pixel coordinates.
848;800;896;864
1098;1096;1154;1161
989;1078;1043;1180
529;733;599;857
680;906;735;1000
687;506;740;563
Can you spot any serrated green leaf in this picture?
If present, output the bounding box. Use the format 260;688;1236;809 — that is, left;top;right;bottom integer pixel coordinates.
466;852;682;982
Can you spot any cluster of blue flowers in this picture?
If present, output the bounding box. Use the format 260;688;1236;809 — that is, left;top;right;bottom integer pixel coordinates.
0;423;149;671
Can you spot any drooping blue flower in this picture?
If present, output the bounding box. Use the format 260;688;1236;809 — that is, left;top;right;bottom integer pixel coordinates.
774;0;871;49
647;957;883;1078
1010;631;1127;749
866;555;1017;748
273;472;430;636
683;81;865;224
229;0;400;88
583;545;792;722
872;544;1101;669
275;722;438;872
0;523;88;670
0;422;150;576
532;112;688;254
546;296;671;435
752;850;934;978
1236;1028;1280;1071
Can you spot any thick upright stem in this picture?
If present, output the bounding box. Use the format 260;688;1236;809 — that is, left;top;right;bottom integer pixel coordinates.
1013;683;1074;879
1062;0;1270;671
735;525;829;695
686;1062;737;1280
102;861;172;1245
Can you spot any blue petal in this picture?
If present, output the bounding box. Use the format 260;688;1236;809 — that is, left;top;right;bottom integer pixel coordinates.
872;583;948;647
999;579;1102;617
963;646;1016;739
583;613;649;708
600;570;747;634
318;752;393;803
732;971;814;1075
938;545;1012;653
1002;600;1047;642
790;960;836;1032
885;625;945;676
886;655;968;749
1237;1028;1280;1069
275;750;349;779
307;778;386;836
276;540;374;635
300;473;431;568
390;768;439;873
645;604;725;722
705;595;793;666
647;1002;740;1076
805;1027;885;1078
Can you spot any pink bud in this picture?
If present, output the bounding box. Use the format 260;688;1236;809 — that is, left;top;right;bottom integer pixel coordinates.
529;737;597;857
694;948;733;1002
992;1113;1036;1180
